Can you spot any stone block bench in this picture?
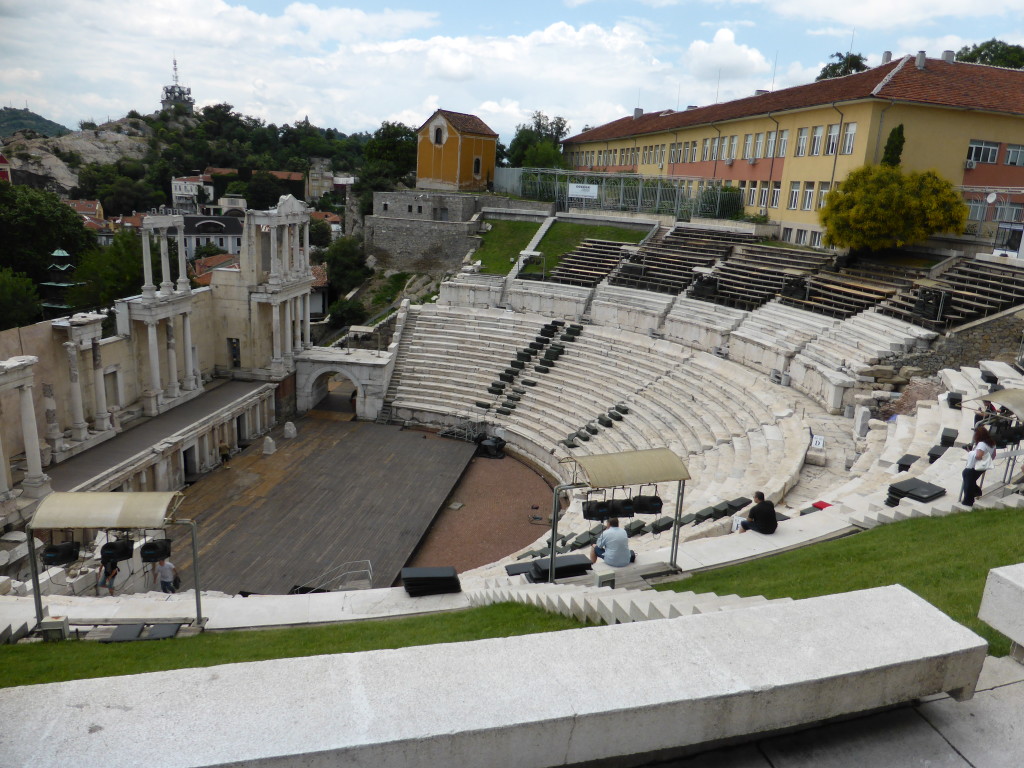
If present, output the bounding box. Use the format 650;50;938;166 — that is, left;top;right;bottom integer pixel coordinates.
0;585;985;768
979;561;1024;661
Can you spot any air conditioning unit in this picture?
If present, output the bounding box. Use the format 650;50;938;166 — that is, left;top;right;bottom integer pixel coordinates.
723;158;734;166
759;208;768;216
747;158;758;165
965;159;977;170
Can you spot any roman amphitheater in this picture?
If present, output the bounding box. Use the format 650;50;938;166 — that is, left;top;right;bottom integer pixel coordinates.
2;195;1024;766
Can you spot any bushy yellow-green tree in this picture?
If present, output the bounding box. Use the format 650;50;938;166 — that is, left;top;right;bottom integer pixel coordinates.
819;165;967;250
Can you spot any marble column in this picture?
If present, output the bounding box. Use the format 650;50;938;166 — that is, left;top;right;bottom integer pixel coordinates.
303;222;310;274
154;455;168;491
0;432;10;497
176;227;190;292
91;339;111;431
64;342;89;441
146;320;162;398
165;319;181;398
283;299;294;364
303;293;312;349
41;383;62;445
181;312;197;390
292;297;302;353
19;384;51;498
290;223;299;277
159;228;174;295
271;302;283;370
142;231;157;299
270;225;281;284
281;223;291;276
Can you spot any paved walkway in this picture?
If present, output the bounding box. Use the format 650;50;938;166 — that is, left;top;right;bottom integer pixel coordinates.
45;381;267;490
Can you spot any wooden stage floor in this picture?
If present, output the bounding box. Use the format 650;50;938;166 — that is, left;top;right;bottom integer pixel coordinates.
172;416;477;595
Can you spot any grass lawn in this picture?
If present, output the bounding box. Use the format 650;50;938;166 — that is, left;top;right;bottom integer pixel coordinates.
0;602;588;689
474;220;540;274
522;222;648;275
655;506;1024;656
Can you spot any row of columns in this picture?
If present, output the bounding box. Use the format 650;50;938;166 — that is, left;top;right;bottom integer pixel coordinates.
142;226;190;299
269;221;311;284
271;294;313;370
145;313;198;404
0;383;50;501
62;339;114;439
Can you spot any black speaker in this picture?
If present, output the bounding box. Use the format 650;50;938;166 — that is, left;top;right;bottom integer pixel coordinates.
100;538;134;563
692;274;718;298
632;495;664;514
583;499;612;520
140;539;172;563
608;498;635;518
42;541;80;567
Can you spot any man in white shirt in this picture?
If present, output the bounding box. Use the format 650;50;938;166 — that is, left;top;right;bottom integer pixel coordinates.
589;518;634;567
153;558;178;593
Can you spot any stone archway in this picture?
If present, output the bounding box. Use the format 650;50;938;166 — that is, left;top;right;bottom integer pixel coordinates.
295;347;393;420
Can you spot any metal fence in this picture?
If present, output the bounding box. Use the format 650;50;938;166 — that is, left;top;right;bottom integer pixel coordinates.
494;167;741;219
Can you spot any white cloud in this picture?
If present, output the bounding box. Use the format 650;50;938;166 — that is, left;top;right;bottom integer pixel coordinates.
699;19;755;29
806;27;853;38
683;29;771;82
757;0;1023;29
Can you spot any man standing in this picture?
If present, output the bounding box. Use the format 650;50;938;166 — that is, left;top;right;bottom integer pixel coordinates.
738;491;778;535
153;558;179;593
97;558;119;596
589;517;635;567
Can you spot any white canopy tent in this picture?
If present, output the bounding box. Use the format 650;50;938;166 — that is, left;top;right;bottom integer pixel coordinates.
26;492;204;632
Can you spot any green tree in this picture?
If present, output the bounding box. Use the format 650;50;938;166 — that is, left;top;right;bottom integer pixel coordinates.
881;124;905;167
193;242;226;260
324;236;371;298
309;218;332;248
816;51;869;81
820;165;967;250
363;121;417;178
66;231;147;310
521;142;566;169
0;268;41;331
0;182;96;283
507;111;571;167
327;297;368;328
956;39;1024;68
247;171;288;209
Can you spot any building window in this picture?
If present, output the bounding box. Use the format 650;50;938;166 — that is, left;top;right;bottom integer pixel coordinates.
218;237;224;247
967;200;988;221
770;181;781;208
711;138;720;161
407;205;413;212
669;143;677;164
766;131;777;157
968;140;1000;164
810;126;824;156
795;229;809;245
788;181;800;209
434;127;443;145
841;123;857;154
796;128;808;157
383;202;388;211
702;139;710;162
754;133;764;158
729;135;738;160
759;183;769;208
782;227;793;242
810;231;823;248
748;184;757;206
743;134;753;159
1006;145;1024;166
995;203;1024;222
818;182;831;208
825;124;840;155
802;182;816;210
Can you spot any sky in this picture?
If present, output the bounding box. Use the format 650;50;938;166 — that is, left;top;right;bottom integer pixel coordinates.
1;0;1023;144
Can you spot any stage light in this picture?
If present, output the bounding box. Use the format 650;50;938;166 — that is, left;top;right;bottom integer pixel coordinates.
41;541;80;567
140;539;172;563
100;538;134;563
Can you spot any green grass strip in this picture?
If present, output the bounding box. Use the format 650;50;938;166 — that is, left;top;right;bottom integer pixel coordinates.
0;602;587;689
655;506;1024;656
474;220;540;274
523;222;647;274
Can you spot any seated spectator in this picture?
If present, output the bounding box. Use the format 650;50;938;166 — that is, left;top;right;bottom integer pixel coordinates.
737;491;778;535
589;517;636;567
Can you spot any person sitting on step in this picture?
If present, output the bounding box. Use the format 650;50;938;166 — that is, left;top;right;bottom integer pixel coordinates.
737;491;778;535
590;517;636;567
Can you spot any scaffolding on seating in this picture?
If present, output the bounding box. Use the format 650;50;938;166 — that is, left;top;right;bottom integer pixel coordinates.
438;417;486;444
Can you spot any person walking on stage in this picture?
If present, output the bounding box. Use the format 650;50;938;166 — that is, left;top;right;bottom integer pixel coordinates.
153;558;179;594
962;425;996;507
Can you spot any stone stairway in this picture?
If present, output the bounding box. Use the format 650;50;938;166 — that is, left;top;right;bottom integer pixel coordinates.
464;575;791;625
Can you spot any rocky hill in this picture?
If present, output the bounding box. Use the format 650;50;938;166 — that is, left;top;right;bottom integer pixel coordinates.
2;117;154;193
0;107;69;139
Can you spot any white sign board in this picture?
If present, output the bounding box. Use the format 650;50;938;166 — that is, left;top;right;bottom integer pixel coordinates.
568;183;598;199
811;435;825;449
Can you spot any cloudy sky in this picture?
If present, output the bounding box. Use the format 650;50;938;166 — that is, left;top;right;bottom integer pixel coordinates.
2;0;1022;143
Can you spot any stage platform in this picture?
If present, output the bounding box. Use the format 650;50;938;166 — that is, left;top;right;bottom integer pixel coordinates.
173;417;477;595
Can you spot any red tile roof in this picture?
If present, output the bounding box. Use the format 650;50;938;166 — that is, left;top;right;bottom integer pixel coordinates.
310;211;341;224
0;152;9;165
564;57;1024;144
190;252;239;286
420;109;498;137
311;262;328;288
204;167;304;182
64;199;102;216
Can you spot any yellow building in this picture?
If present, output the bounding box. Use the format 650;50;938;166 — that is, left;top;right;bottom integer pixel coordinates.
563;52;1024;247
416;109;498;192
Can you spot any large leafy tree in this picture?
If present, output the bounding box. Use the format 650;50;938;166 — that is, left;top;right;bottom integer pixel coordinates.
0;268;41;331
956;39;1024;68
816;52;869;81
507;111;570;168
820;165;967;250
0;182;96;283
363;121;417;178
67;230;148;311
324;236;372;299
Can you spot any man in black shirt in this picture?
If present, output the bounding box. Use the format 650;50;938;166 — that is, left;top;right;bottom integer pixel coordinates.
739;491;778;535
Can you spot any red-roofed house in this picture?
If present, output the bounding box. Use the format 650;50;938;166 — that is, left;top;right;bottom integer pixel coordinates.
189;251;240;287
563;53;1024;246
310;262;329;318
64;199;104;220
171;174;214;213
416;109;498;192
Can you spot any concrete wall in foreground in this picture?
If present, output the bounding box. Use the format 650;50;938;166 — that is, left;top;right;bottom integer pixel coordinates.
0;585;986;768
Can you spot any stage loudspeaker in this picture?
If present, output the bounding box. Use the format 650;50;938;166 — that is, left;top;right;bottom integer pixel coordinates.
140;539;173;563
608;498;635;518
632;495;663;514
582;499;611;520
42;541;80;567
100;539;134;563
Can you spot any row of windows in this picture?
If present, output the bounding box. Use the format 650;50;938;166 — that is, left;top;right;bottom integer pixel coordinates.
717;179;834;211
780;228;824;248
568;123;857;168
967;140;1024;166
967;200;1024;222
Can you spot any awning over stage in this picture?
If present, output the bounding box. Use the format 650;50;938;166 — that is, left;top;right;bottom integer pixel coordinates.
574;448;690;489
31;492;182;530
965;388;1024;421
